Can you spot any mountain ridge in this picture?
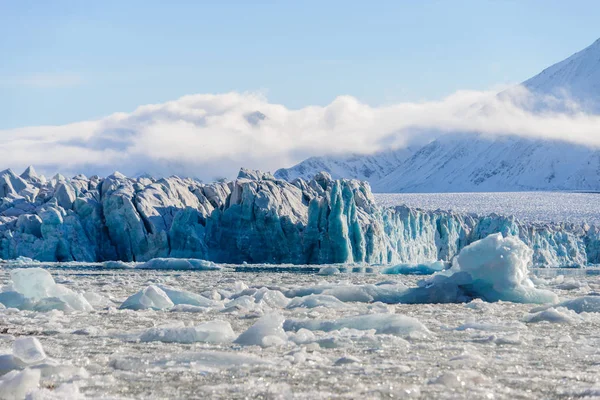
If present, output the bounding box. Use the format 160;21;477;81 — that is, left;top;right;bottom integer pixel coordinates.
275;37;600;192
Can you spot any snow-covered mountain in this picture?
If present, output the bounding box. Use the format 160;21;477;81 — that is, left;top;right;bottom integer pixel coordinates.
372;135;600;192
522;38;600;113
277;37;600;192
274;147;416;182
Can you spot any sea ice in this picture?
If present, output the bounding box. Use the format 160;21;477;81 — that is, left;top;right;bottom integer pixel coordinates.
119;285;174;310
12;337;46;364
140;320;236;344
26;382;85;400
286;294;349;309
157;285;217;307
381;261;446;275
1;268;93;311
111;351;270;373
0;368;40;400
136;258;221;271
234;313;288;347
10;268;56;301
318;266;341;275
552;296;600;313
524;307;579;324
283;313;429;336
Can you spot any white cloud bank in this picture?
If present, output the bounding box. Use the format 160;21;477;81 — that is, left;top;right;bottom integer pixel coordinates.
1;87;599;181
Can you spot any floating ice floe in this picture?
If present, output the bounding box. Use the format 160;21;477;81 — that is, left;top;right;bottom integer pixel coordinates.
0;368;41;400
553;296;600;313
318;266;341;275
234;313;288;347
0;268;93;312
111;350;270;373
524;307;580;324
102;260;134;269
157;285;217;307
0;336;87;399
119;285;174;310
120;284;221;311
284;313;429;337
286;294;349;310
140;320;236;344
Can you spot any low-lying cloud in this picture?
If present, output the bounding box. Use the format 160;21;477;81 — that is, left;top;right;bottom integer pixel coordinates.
1;87;599;181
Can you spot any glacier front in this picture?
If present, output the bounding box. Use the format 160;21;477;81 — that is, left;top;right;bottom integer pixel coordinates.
0;167;598;267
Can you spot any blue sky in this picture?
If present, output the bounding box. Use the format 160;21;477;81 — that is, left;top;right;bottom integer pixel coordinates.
1;0;599;129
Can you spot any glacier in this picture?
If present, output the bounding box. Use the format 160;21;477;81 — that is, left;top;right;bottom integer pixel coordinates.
0;166;598;267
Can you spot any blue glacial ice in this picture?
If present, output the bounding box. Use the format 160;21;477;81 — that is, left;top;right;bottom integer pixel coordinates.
381;261;446;275
0;167;598;267
284;234;558;305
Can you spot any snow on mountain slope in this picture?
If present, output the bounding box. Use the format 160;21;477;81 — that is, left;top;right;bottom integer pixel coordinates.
522;38;600;113
372;134;600;193
277;37;600;192
274;147;415;182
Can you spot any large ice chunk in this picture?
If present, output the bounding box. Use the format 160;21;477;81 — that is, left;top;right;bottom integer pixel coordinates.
399;234;559;304
157;285;216;307
234;313;288;347
5;268;93;312
443;233;558;303
0;368;41;399
119;285;174;310
11;268;56;301
286;294;349;310
552;296;600;313
12;337;46;364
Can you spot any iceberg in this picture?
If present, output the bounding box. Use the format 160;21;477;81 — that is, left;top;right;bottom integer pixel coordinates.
284;234;556;305
431;233;559;304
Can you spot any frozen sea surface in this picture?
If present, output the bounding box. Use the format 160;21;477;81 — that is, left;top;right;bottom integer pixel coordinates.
1;264;600;399
375;192;600;225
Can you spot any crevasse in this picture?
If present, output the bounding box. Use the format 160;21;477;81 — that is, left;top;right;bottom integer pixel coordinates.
0;167;597;267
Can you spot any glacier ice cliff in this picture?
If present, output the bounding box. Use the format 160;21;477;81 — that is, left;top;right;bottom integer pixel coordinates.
0;166;598;267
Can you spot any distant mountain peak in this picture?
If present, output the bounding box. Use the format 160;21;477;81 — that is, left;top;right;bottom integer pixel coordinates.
275;38;600;193
523;37;600;113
